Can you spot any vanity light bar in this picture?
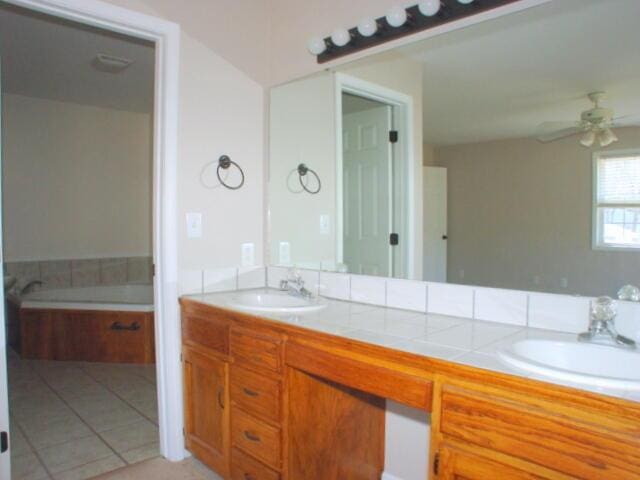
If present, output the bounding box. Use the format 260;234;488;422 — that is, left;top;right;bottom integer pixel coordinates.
311;0;519;64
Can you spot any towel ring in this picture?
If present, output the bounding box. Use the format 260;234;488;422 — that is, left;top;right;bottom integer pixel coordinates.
216;155;245;190
297;163;321;194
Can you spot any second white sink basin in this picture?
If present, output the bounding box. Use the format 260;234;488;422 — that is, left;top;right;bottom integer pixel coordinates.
227;291;327;315
498;339;640;391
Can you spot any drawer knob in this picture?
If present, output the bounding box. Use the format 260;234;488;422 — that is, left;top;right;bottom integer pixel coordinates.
244;474;255;480
244;431;261;442
243;388;259;397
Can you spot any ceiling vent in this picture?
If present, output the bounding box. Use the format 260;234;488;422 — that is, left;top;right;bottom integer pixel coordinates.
92;53;134;73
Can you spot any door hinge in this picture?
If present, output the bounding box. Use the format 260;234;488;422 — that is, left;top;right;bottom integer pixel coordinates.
0;431;8;453
389;233;399;246
389;130;398;143
433;452;440;475
152;264;156;277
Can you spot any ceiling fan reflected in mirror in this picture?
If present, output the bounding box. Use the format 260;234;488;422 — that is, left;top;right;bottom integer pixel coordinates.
535;92;640;148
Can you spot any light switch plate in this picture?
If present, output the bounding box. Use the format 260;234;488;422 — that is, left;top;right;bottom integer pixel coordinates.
241;243;255;267
279;241;291;264
320;214;330;235
186;212;202;238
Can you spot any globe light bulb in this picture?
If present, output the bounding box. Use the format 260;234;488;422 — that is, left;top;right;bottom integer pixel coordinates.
386;6;408;28
357;17;378;37
418;0;441;16
331;28;351;47
307;36;327;55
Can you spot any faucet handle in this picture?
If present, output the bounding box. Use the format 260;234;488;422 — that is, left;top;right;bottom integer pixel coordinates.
591;296;617;322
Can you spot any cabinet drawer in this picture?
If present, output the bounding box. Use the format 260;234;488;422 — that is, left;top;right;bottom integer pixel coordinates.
231;448;280;480
231;329;282;374
182;312;229;355
439;385;640;479
231;366;280;423
232;409;281;469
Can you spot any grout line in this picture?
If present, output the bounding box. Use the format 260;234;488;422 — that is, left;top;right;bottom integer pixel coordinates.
12;417;55;479
79;364;159;428
26;365;129;467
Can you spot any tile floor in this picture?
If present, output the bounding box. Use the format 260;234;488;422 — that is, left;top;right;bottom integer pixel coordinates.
8;349;159;480
93;458;222;480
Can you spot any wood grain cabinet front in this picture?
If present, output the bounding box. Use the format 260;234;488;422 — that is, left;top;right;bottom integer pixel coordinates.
434;382;640;479
183;346;230;477
231;409;282;471
231;448;281;480
230;366;281;424
436;444;549;479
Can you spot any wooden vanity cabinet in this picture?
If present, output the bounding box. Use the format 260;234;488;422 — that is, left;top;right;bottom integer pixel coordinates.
181;299;640;480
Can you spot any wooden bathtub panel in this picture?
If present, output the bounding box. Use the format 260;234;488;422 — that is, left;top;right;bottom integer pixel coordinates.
20;308;155;363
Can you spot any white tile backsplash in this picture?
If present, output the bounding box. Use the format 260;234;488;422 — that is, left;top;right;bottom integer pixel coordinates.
474;288;528;326
615;300;640;343
298;269;320;296
350;275;386;306
178;270;203;295
528;293;591;333
427;283;474;318
319;271;350;300
267;266;289;289
203;268;237;292
238;267;266;289
386;279;427;312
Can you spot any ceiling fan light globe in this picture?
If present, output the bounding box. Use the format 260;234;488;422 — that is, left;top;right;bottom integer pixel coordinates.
580;130;595;147
598;128;618;147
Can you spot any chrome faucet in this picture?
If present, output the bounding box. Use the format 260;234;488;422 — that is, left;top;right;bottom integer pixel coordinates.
20;280;43;296
279;269;312;299
578;296;636;349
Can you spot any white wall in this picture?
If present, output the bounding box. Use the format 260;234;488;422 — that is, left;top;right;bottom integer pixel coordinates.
99;0;266;276
2;94;152;261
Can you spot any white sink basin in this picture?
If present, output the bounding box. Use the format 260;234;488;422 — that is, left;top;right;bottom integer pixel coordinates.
498;339;640;391
227;291;327;315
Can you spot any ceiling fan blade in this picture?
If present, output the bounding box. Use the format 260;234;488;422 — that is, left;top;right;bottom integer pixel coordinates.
534;121;583;143
612;114;640;127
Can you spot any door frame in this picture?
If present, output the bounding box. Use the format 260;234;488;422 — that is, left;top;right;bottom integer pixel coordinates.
335;72;415;279
3;0;184;461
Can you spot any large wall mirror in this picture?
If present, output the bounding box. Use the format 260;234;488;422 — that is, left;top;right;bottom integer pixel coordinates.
268;0;640;298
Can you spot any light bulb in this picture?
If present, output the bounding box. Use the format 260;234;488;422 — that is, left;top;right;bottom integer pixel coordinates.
357;17;378;37
307;36;327;55
580;130;595;147
418;0;441;16
386;6;408;27
598;128;618;147
331;28;351;47
458;0;475;4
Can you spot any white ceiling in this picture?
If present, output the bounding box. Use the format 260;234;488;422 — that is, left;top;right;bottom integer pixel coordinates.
0;4;154;113
396;0;640;146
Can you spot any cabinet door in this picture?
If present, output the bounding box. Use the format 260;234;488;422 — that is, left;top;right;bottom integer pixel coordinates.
436;445;548;480
183;346;229;477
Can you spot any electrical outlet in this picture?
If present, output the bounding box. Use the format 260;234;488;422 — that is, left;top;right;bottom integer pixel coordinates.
186;213;202;238
241;243;255;267
279;241;291;264
320;214;330;235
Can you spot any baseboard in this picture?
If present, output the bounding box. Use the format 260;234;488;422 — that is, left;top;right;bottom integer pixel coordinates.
381;472;405;480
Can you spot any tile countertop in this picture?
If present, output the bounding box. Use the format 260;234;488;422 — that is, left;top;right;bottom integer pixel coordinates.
183;288;640;404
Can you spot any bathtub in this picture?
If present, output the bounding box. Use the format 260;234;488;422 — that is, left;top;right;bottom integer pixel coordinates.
8;284;155;363
20;284;154;312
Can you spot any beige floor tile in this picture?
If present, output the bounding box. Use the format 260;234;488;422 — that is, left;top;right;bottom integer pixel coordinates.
100;419;158;454
93;458;223;480
80;405;145;433
52;455;125;480
11;451;50;480
38;435;113;474
120;441;160;464
22;416;93;450
10;424;32;456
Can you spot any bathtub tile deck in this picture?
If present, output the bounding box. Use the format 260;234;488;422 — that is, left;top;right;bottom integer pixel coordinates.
8;349;159;480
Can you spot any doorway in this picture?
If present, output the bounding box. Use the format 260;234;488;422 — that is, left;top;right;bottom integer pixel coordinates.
1;3;159;478
0;0;180;478
336;74;415;279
